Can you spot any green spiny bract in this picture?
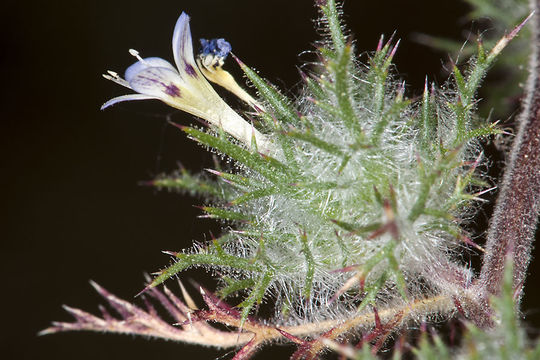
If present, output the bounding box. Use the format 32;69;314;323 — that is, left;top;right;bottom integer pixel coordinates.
149;0;503;324
419;0;530;118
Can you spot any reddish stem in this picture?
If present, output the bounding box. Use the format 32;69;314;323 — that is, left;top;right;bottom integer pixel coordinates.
479;0;540;303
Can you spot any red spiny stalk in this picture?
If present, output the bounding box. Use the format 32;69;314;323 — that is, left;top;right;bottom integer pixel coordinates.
39;281;253;348
361;307;403;354
232;339;260;360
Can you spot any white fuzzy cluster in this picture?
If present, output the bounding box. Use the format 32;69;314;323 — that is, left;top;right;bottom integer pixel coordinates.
210;58;486;322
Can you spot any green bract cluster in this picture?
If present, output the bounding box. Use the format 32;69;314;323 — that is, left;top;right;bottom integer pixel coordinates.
150;0;501;323
420;0;530;118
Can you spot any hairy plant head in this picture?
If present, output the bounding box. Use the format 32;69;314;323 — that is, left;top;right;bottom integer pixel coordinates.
43;0;540;358
133;0;508;324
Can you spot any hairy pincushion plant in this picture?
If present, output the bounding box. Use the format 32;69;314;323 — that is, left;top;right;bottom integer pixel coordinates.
42;0;540;358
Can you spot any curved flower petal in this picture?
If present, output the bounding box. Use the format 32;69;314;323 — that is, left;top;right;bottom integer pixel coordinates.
172;12;199;78
125;57;177;82
100;94;158;110
128;67;185;101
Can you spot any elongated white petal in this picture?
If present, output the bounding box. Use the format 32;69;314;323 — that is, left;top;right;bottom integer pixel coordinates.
172;12;199;78
125;57;177;82
100;94;158;110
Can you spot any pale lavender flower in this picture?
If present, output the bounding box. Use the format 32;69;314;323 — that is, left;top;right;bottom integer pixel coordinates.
102;12;270;150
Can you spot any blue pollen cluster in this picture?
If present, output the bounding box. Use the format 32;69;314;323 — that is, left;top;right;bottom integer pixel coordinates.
199;38;232;59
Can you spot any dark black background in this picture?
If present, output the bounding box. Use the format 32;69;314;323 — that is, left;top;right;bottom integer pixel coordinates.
3;1;539;359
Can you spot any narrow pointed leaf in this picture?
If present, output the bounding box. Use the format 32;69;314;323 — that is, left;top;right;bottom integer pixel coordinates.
200;206;252;221
183;126;288;182
237;60;301;125
148;253;263;290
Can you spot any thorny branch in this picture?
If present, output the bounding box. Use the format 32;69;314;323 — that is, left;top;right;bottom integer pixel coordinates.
40;280;460;358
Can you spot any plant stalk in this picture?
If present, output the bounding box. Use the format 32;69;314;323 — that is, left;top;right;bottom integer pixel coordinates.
479;0;540;304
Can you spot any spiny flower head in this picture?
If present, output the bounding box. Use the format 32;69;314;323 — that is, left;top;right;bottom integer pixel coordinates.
44;1;531;357
102;0;506;329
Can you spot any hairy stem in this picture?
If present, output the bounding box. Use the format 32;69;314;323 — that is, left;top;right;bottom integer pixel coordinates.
480;0;540;303
224;295;458;345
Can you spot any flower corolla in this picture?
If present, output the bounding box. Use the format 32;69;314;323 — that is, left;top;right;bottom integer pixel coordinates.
102;12;269;149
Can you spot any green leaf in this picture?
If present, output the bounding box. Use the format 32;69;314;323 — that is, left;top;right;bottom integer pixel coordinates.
308;97;342;118
152;169;224;198
453;65;467;100
304;74;327;101
217;277;256;298
319;0;346;53
331;44;364;139
258;111;299;171
300;231;315;298
419;81;437;150
371;97;411;146
149;252;263;290
461;123;503;141
200;206;252;221
286;129;345;157
332;219;382;235
229;186;281;205
363;241;397;274
357;271;388;313
421;208;455;221
408;148;461;221
238;270;274;323
238;61;301;125
333;231;349;268
206;169;253;188
183;126;289;182
385;246;408;300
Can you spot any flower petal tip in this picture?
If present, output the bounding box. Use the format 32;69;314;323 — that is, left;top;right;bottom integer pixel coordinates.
174;12;191;40
179;11;189;22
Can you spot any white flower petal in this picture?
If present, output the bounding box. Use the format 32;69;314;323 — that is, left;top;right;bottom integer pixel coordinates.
100;94;158;110
125;57;176;82
128;66;185;101
172;12;199;78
